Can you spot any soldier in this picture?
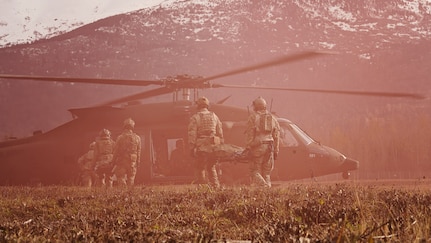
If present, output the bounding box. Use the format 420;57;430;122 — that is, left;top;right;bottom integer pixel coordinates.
245;96;280;188
93;129;115;186
188;96;224;189
111;118;141;187
77;142;96;187
169;139;193;176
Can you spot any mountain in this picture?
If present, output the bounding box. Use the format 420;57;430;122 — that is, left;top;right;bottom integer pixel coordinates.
0;0;430;139
0;0;170;48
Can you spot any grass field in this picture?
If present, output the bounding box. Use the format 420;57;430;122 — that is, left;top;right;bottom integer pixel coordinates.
1;180;430;242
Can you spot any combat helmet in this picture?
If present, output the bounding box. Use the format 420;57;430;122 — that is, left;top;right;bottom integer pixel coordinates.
123;118;135;129
99;128;111;138
252;96;267;111
196;96;210;108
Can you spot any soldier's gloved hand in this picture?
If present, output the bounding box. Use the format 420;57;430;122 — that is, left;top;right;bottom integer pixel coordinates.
241;148;250;157
273;152;278;160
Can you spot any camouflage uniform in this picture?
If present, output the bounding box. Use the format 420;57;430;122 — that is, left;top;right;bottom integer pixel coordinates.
111;118;141;187
188;97;223;188
93;129;115;186
77;142;96;187
245;97;280;188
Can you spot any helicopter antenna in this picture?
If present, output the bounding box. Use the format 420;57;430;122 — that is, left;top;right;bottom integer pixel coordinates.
270;98;273;113
216;95;232;104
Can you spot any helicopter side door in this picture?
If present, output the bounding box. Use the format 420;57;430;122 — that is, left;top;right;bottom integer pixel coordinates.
136;126;194;184
272;120;313;180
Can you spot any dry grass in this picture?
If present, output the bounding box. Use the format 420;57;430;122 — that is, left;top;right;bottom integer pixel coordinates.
1;180;430;242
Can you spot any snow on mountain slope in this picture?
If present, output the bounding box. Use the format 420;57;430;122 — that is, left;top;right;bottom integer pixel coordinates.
0;0;174;48
1;0;430;49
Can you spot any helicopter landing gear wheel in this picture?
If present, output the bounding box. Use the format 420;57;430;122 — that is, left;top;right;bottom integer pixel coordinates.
342;171;350;179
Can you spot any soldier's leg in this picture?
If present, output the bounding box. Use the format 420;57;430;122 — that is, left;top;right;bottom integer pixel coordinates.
100;166;111;187
262;152;274;188
101;174;107;187
94;171;104;187
101;167;114;187
82;170;93;187
249;157;267;187
128;164;137;187
83;176;92;188
108;174;116;187
114;166;127;187
206;161;220;189
194;157;207;184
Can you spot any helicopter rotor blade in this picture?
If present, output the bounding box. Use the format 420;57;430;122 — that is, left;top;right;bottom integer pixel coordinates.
0;74;162;86
203;51;333;82
0;51;332;88
213;84;425;99
99;86;174;106
4;51;422;102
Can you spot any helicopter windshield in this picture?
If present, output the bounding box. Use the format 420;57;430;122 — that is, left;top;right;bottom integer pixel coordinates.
279;125;298;147
277;120;316;148
289;123;315;146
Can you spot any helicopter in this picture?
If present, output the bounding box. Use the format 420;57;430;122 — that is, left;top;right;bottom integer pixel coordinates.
0;51;423;186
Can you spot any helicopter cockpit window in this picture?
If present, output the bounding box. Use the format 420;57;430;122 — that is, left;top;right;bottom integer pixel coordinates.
279;124;299;147
290;124;314;146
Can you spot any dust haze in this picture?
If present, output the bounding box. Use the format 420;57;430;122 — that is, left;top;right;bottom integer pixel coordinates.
0;0;430;177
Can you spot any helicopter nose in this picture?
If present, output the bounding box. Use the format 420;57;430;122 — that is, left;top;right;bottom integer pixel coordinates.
342;157;359;171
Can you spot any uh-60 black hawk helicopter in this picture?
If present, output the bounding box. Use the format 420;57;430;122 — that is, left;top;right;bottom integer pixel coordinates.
0;51;423;186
